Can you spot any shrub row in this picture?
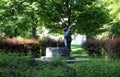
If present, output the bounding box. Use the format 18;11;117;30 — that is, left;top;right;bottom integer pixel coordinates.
0;53;76;77
0;38;40;57
104;37;120;59
0;53;120;77
0;37;64;57
82;37;120;59
74;60;120;77
81;38;104;57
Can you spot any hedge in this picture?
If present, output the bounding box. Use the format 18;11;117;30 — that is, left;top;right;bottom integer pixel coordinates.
0;53;76;77
74;60;120;77
0;53;120;77
0;37;65;57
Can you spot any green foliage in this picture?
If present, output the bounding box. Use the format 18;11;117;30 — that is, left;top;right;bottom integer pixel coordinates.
0;53;37;77
0;53;76;77
74;60;120;77
76;4;110;36
38;0;110;36
108;0;120;38
1;53;120;77
110;21;120;37
0;0;111;38
0;0;42;38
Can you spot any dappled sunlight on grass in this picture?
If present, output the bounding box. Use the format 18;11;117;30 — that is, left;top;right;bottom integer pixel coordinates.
71;45;88;58
72;48;82;51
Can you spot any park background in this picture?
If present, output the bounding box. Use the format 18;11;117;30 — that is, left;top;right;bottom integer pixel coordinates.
0;0;120;77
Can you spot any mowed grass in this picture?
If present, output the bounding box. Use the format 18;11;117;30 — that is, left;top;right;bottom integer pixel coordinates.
71;45;107;59
71;45;88;58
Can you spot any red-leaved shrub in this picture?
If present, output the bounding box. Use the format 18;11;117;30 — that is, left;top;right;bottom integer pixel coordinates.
39;37;65;56
0;37;65;57
104;37;120;59
81;38;103;57
0;37;40;57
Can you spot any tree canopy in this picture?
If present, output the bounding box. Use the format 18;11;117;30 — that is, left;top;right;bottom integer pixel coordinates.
0;0;112;38
109;0;120;37
38;0;110;37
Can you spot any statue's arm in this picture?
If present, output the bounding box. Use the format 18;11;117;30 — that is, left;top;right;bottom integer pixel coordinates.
63;27;68;31
68;25;72;29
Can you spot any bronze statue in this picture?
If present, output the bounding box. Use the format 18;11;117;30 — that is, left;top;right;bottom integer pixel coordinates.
63;25;72;52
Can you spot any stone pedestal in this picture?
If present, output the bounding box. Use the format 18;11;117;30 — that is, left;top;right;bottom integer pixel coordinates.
41;47;70;61
46;47;69;57
38;47;90;62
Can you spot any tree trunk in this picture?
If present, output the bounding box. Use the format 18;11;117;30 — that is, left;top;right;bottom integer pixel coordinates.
14;27;17;37
32;27;37;39
66;0;71;26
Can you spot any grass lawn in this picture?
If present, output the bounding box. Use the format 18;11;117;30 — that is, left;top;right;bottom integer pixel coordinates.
71;45;107;60
71;45;88;58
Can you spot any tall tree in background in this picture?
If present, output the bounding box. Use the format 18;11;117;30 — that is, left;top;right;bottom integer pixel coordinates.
38;0;110;38
108;0;120;38
0;0;29;37
0;0;110;38
23;1;41;38
0;0;41;38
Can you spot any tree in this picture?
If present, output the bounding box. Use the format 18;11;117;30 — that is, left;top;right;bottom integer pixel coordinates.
110;21;120;38
0;0;29;37
38;0;110;37
0;0;110;38
0;0;42;38
23;1;41;38
109;0;120;38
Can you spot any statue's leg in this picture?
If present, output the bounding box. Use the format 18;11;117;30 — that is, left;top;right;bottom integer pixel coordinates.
68;37;72;51
64;38;68;47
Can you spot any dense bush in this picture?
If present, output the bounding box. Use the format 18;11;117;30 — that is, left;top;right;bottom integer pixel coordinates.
74;60;120;77
0;53;39;77
104;37;120;59
0;38;40;57
1;53;120;77
0;53;76;77
39;37;64;56
0;37;65;57
81;38;103;57
0;53;120;77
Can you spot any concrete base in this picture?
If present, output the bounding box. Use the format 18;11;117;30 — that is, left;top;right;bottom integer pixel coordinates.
40;56;74;61
45;47;70;58
38;47;89;62
35;57;89;63
40;47;70;60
